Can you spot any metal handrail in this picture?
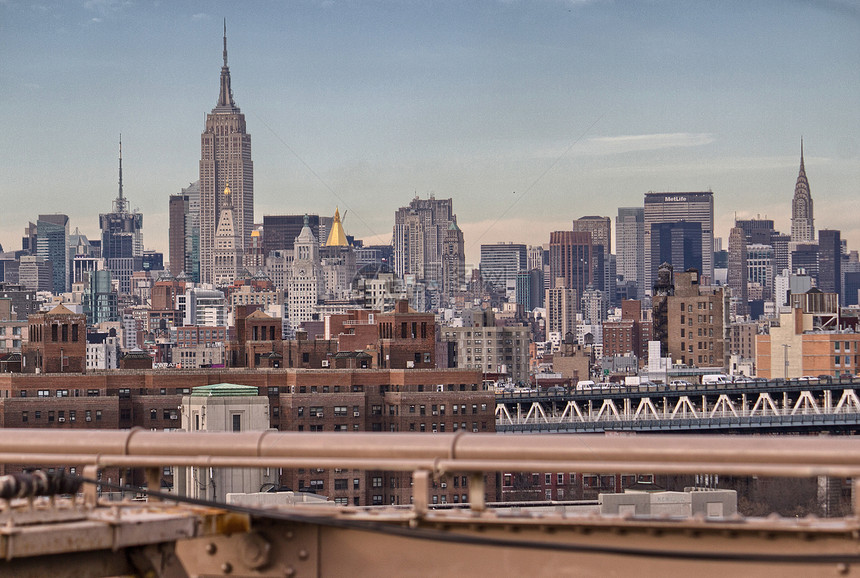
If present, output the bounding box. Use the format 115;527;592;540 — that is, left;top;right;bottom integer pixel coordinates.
2;429;860;478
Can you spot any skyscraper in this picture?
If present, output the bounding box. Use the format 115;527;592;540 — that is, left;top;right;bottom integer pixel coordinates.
818;229;842;296
479;242;527;293
548;231;592;306
441;221;465;302
100;138;143;261
393;196;457;306
199;22;253;285
616;207;644;294
99;138;143;294
727;226;748;316
287;217;323;335
36;214;69;294
573;216;611;296
168;180;200;281
791;140;814;244
212;184;243;286
643;192;714;291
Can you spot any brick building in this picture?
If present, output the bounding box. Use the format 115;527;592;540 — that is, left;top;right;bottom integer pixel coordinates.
0;366;495;506
653;269;729;368
602;300;652;364
23;304;87;374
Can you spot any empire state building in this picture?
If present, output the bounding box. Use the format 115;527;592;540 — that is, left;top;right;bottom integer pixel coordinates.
199;22;253;285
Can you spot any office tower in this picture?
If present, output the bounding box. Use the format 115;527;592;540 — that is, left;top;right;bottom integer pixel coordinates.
245;227;266;273
548;231;592;305
649;221;703;276
100;138;143;260
83;269;118;325
527;245;546;271
771;233;791;281
545;278;577;339
573;216;611;296
643;191;714;290
515;269;544;311
212;184;243;286
441;221;465;302
99;139;143;295
479;243;527;293
320;208;356;300
36;214;70;294
168;194;187;277
735;217;775;245
199;23;253;285
263;215;322;255
791;140;814;243
169;180;200;280
727;226;748;316
616;207;644;294
791;243;819;279
747;244;774;300
18;255;53;292
581;285;607;325
287;217;323;335
818;229;842;296
393;196;457;307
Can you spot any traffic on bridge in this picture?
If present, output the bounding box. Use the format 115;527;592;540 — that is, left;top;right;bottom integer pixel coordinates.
496;375;860;433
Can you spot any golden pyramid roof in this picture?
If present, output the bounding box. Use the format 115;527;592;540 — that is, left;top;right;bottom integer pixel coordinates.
325;207;349;247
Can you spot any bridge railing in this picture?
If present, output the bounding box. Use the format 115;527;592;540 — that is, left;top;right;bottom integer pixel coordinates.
2;429;860;515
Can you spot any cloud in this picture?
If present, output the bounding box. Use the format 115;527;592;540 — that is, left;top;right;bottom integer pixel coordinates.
91;17;102;23
585;133;716;155
84;0;131;16
192;12;209;20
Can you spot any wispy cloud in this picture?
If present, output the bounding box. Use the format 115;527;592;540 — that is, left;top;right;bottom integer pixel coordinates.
84;0;131;17
192;12;209;20
585;132;715;155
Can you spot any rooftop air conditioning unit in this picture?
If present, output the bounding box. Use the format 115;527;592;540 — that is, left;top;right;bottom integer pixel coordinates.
58;417;65;423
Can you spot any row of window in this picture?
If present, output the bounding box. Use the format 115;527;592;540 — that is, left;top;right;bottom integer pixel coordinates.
21;409;102;423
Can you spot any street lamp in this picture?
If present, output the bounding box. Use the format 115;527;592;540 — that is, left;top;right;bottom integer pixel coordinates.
782;344;791;381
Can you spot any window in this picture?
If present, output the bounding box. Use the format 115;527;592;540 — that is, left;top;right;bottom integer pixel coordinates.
334;406;347;417
309;407;323;418
21;411;28;423
232;414;241;432
354;478;360;490
334;479;348;490
150;409;157;420
310;479;324;490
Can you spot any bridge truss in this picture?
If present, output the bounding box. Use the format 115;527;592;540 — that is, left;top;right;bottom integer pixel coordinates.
496;379;860;433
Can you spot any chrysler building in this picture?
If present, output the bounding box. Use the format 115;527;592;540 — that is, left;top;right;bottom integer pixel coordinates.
790;140;814;243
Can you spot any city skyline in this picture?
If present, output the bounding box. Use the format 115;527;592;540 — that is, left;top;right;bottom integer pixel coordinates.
2;1;859;267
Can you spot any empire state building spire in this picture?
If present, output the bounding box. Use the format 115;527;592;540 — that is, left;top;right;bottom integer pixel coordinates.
215;19;238;111
791;138;814;243
199;22;253;285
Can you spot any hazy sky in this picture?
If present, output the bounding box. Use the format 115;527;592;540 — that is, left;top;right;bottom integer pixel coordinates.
2;0;859;268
